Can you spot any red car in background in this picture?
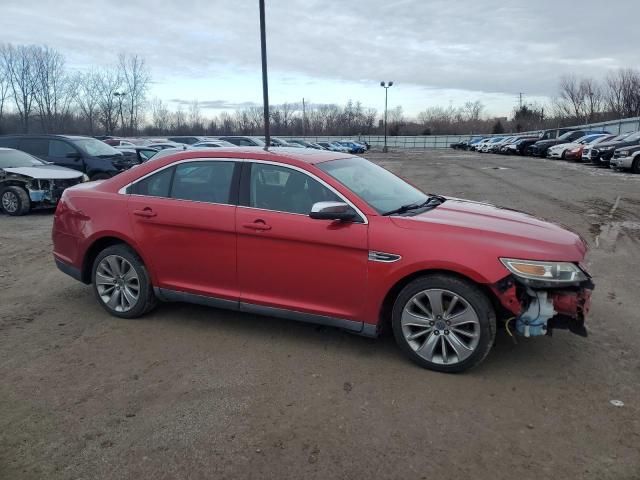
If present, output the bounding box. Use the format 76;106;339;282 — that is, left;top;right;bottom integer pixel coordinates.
52;148;594;372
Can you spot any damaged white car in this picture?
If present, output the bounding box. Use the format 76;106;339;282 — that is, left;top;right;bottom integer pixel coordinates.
0;147;87;216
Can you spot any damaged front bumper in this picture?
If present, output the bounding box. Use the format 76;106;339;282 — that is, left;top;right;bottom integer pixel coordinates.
491;275;594;338
27;178;83;207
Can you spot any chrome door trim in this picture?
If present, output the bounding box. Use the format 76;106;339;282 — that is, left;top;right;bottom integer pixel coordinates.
368;251;402;263
117;157;239;195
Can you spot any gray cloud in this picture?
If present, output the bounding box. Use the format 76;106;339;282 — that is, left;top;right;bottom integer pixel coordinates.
1;0;638;100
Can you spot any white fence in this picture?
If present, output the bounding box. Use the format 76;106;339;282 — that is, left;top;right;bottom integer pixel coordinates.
281;116;640;149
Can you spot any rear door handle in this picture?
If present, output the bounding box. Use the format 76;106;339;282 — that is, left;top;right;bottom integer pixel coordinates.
242;221;271;231
133;208;157;218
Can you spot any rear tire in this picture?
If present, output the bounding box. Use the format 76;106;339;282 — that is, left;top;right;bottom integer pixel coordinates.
392;274;496;373
1;186;31;216
92;244;157;318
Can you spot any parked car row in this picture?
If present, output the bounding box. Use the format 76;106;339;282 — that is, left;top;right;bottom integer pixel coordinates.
451;128;640;173
99;135;371;153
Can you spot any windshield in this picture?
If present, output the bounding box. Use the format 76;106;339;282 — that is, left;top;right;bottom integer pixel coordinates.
318;157;427;214
0;149;45;168
626;132;640;141
72;138;121;157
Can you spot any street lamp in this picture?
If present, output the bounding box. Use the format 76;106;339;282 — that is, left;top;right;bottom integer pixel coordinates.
380;81;393;153
114;91;127;135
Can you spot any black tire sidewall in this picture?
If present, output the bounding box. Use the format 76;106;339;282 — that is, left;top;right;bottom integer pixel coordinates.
91;244;154;318
392;275;496;373
1;186;30;216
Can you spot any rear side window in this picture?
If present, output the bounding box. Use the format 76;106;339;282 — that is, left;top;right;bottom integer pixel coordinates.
130;167;175;197
19;138;49;157
129;161;237;205
171;161;235;204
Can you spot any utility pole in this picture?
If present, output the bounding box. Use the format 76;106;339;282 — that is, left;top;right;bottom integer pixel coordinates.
302;97;306;137
380;81;394;153
259;0;270;149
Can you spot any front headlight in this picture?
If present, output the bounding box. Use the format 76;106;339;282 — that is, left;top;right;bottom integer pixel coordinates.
500;258;588;285
618;151;629;157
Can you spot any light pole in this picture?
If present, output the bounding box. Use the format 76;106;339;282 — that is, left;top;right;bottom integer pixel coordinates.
259;0;270;149
380;81;393;152
114;91;127;135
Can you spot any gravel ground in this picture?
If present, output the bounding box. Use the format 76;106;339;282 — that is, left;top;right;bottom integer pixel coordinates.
1;150;639;480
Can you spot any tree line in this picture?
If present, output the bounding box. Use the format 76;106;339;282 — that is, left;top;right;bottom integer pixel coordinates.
1;43;639;138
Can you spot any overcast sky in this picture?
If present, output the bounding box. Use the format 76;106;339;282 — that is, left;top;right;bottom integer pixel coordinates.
1;0;638;117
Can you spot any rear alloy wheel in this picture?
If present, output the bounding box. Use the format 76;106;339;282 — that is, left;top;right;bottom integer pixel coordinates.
92;244;156;318
392;275;496;373
1;186;30;216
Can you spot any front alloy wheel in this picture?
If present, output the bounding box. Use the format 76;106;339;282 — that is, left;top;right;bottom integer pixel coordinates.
392;275;496;373
400;289;481;365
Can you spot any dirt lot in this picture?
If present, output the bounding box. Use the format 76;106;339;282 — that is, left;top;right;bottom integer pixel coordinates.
1;150;639;480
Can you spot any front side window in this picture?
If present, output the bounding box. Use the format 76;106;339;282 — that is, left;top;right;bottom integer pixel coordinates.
318;156;427;215
249;163;340;215
49;140;78;157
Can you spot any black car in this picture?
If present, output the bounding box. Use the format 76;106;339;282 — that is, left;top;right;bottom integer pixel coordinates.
217;136;266;147
528;130;607;157
0;135;137;180
586;131;640;166
115;145;159;163
0;147;85;215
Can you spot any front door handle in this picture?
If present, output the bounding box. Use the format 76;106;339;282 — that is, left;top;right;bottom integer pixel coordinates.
133;208;157;218
242;220;272;231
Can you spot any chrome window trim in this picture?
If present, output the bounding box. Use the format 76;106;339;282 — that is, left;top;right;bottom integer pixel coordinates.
117;157;239;195
117;157;368;224
242;159;368;224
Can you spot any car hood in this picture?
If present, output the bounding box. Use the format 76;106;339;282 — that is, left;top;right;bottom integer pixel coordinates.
595;139;638;149
3;165;84;180
390;198;587;262
617;144;640;154
550;142;580;150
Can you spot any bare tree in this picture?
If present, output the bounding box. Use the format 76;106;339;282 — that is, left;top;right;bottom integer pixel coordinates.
33;46;76;132
96;68;121;135
0;66;10;128
188;100;204;133
605;69;640;119
150;97;170;133
118;53;150;135
76;71;102;134
0;44;39;132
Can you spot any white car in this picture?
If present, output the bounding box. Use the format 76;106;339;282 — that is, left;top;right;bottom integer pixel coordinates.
610;148;640;173
547;134;611;160
479;137;505;153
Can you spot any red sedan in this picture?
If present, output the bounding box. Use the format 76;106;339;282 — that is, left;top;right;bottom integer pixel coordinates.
52;148;594;372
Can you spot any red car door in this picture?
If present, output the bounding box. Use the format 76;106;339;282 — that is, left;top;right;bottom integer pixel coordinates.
236;161;368;322
127;160;240;301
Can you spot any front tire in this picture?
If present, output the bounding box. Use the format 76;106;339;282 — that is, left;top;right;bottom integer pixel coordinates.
392;274;496;373
632;157;640;174
1;186;30;216
92;244;157;318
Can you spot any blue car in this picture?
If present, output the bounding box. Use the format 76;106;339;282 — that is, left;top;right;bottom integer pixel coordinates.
336;141;366;154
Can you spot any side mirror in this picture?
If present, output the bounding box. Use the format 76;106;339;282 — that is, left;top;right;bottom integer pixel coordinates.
309;201;356;221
